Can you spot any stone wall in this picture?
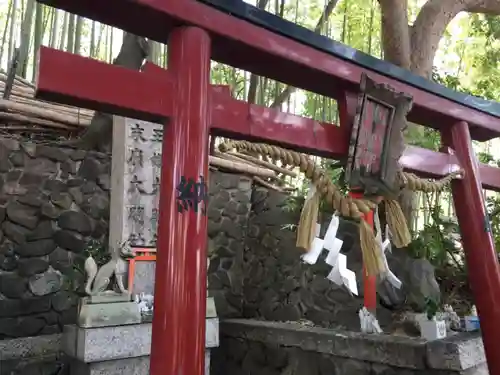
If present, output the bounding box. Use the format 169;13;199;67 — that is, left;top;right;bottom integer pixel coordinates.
0;138;110;339
243;186;381;329
0;133;252;340
0;137;441;342
242;185;441;330
0;334;65;375
207;172;252;318
213;320;488;375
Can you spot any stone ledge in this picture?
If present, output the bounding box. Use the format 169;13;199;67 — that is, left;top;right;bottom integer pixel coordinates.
0;333;62;362
426;332;485;371
220;319;427;369
69;352;211;375
220;319;488;372
63;318;219;363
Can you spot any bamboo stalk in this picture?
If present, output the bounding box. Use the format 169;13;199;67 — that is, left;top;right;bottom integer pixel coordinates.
6;95;93;120
254;176;285;192
0;79;35;96
208;155;276;178
0;125;62;133
0;99;88;127
0;93;94;120
228;151;297;177
0;111;78;130
216;150;300;190
214;150;261;168
216;151;298;188
0;80;95;119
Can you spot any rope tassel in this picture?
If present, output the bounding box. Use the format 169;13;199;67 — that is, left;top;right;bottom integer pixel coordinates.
384;199;411;248
296;185;321;251
359;219;385;276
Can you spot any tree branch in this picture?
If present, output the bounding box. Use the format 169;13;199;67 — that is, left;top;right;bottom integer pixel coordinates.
270;0;340;108
411;0;500;78
63;33;150;151
465;0;500;14
377;0;411;69
411;0;465;77
246;0;270;104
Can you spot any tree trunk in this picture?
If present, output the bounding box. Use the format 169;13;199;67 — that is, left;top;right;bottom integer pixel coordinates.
377;0;500;227
64;34;150;152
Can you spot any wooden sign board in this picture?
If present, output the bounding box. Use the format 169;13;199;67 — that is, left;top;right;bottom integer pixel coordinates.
345;74;413;198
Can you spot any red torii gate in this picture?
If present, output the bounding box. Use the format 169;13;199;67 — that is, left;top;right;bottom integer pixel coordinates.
34;0;500;374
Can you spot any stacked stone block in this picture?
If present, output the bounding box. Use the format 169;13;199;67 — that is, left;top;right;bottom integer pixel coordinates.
0;138;110;339
207;171;252;317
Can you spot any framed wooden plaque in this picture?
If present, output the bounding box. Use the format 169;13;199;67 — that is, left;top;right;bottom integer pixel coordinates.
345;73;413;198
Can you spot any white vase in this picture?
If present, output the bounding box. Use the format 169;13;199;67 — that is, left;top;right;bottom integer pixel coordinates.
464;316;480;332
420;318;447;341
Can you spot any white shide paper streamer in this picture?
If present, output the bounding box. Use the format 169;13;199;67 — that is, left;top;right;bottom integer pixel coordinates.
301;214;358;295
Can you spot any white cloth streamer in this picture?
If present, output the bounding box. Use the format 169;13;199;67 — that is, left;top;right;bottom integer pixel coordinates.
323;215;340;249
327;253;358;295
359;307;382;333
301;235;323;265
300;214;358;295
374;207;402;289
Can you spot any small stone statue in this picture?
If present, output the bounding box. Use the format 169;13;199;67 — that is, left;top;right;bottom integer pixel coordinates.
470;305;478;317
441;304;461;331
84;241;133;296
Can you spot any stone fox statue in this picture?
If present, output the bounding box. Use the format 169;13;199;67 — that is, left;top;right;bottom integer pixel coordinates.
84;241;133;295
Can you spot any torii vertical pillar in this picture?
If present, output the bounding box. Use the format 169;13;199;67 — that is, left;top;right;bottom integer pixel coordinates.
151;27;211;375
442;121;500;375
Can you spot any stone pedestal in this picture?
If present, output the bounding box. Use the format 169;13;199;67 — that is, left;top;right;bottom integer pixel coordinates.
77;295;142;328
63;318;219;375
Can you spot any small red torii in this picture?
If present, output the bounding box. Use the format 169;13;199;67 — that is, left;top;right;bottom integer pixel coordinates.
34;0;500;374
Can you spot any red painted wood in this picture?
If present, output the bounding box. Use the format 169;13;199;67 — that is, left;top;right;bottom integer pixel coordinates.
34;49;500;191
36;0;500;140
144;61;350;158
150;27;210;375
441;122;500;375
36;47;173;122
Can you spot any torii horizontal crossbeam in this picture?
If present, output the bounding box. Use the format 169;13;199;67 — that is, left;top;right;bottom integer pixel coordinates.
36;0;500;141
36;47;500;192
